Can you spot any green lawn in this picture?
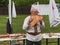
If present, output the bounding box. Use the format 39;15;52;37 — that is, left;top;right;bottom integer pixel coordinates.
0;15;60;45
12;15;60;33
0;15;60;34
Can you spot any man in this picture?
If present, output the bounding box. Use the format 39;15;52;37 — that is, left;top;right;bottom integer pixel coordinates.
23;7;45;45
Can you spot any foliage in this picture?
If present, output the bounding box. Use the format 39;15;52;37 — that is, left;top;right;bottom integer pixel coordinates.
14;0;49;7
14;0;60;7
0;0;60;7
0;0;8;7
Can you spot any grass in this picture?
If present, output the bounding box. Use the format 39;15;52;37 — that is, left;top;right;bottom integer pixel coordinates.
12;15;60;33
0;15;60;45
0;15;7;34
0;15;60;34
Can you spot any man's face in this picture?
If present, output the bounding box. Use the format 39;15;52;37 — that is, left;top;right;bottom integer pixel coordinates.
31;9;39;15
32;11;38;15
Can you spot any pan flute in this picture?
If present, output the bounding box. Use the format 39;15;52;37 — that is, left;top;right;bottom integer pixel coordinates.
30;15;43;27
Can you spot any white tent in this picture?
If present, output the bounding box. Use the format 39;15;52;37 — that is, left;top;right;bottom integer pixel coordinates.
49;0;60;27
12;1;17;18
31;0;60;27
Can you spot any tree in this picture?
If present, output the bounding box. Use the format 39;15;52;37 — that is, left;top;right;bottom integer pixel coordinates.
14;0;60;7
0;0;8;7
14;0;49;7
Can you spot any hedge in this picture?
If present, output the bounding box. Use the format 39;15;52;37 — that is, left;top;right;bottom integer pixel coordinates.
0;0;60;7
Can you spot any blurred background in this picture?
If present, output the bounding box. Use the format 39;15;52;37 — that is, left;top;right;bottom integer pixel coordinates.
0;0;60;45
0;0;60;34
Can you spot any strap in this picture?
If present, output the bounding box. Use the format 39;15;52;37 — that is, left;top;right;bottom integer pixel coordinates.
34;24;38;34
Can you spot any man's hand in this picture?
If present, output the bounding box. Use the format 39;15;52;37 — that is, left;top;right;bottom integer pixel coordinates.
28;18;33;26
40;20;42;25
26;18;33;30
39;20;44;28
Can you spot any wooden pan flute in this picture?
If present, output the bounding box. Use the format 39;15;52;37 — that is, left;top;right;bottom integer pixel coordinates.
30;15;43;27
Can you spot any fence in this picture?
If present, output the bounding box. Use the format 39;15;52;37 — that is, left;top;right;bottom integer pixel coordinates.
0;4;60;15
0;7;31;15
0;7;8;15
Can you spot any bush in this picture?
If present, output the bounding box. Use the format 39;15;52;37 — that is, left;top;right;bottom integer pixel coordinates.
0;0;60;7
14;0;60;7
14;0;49;7
0;0;8;7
